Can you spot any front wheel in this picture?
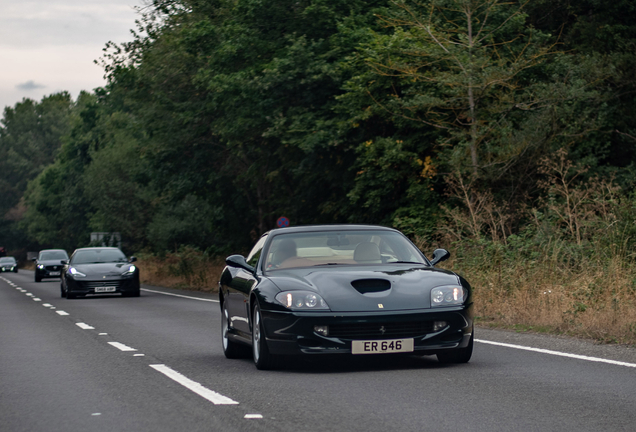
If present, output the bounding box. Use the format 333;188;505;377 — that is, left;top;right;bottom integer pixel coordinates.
252;304;278;370
437;332;473;364
65;284;76;299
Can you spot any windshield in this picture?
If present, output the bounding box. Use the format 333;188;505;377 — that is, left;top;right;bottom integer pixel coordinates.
71;249;127;264
0;257;16;264
264;230;427;270
40;251;68;261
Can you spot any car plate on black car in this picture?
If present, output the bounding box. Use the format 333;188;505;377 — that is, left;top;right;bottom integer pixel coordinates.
49;271;60;276
94;287;116;293
352;338;414;355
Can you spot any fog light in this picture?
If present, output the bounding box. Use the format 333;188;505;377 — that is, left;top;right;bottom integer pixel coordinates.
314;325;329;336
433;321;447;332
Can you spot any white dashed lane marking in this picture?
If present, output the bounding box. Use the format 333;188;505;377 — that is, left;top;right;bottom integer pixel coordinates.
150;364;238;405
108;342;137;352
76;322;95;330
0;276;243;407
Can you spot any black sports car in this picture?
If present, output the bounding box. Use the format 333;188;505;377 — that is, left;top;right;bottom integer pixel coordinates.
0;256;18;273
33;249;68;282
61;247;140;299
219;225;474;370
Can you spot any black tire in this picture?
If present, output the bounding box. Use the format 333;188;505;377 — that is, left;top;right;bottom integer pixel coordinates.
437;332;473;364
221;301;247;359
123;288;140;298
66;286;76;299
35;274;41;282
252;303;278;370
14;268;18;273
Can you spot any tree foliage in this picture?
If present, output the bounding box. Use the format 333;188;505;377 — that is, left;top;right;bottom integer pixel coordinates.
1;0;635;258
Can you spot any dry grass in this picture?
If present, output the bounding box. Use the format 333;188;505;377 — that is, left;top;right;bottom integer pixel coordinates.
136;252;226;292
426;151;636;345
438;252;636;345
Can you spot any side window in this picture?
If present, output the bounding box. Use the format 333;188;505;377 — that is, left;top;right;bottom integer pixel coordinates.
246;235;268;268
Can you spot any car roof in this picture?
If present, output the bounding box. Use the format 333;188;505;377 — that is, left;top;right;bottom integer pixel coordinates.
40;249;67;253
266;224;399;236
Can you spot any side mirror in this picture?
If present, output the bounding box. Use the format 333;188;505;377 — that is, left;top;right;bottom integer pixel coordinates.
61;259;69;265
129;256;137;263
430;249;450;266
226;254;255;273
32;257;37;262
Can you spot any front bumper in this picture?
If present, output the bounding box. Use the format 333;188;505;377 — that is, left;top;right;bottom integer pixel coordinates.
65;276;140;296
260;306;473;356
36;266;63;278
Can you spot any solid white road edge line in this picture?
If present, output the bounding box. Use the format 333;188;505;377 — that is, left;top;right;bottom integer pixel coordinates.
141;288;219;302
108;342;137;352
149;364;239;405
476;339;636;368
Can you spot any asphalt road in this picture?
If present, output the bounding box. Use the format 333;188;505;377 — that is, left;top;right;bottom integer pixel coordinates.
2;270;636;432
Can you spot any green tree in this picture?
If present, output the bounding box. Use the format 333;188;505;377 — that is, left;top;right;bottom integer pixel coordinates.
363;0;557;179
21;92;98;250
0;93;74;219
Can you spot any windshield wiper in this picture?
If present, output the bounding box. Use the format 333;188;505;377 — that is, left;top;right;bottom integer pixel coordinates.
314;263;346;266
391;261;427;265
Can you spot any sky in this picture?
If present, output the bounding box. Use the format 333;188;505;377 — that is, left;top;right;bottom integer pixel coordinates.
0;0;148;112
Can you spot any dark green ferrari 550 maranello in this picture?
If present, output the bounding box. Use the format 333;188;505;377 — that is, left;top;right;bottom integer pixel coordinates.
219;224;474;370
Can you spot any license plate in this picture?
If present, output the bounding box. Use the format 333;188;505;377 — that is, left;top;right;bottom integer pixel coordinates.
352;338;414;355
49;271;60;276
94;286;116;293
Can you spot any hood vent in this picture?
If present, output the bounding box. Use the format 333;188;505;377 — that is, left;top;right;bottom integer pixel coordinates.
351;278;391;294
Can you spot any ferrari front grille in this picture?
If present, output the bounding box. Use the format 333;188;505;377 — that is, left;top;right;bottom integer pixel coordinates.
329;321;435;339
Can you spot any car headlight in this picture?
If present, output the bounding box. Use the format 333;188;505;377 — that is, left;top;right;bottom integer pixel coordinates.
37;264;44;269
69;267;87;278
122;265;136;276
431;286;466;307
275;291;330;310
